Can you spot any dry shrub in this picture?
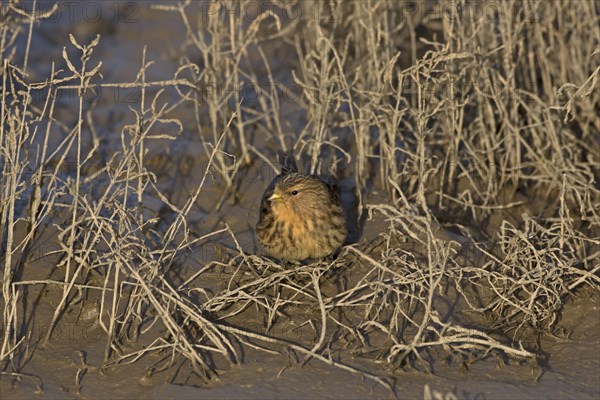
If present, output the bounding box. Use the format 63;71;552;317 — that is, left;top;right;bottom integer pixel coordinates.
1;0;598;394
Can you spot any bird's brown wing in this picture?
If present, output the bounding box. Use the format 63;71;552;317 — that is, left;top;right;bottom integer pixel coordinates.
326;181;343;208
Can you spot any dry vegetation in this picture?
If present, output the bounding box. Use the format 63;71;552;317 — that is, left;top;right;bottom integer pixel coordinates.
1;0;599;395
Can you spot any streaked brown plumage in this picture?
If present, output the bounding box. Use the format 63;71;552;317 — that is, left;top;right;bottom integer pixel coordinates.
256;152;347;262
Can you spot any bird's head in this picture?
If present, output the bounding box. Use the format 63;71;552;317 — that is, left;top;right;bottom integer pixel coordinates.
269;174;328;217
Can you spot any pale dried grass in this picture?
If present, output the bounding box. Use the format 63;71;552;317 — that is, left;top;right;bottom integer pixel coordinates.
1;0;598;396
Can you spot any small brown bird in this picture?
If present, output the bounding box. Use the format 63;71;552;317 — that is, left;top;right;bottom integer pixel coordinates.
256;152;347;262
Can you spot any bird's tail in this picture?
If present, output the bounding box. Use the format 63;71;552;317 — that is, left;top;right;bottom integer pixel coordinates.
278;150;298;175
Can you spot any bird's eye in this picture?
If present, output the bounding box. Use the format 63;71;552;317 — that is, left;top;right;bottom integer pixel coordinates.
291;190;298;195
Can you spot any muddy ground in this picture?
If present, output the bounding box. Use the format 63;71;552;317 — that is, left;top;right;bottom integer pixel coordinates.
1;2;599;399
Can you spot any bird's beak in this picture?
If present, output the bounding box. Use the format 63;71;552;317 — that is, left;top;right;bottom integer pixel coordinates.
269;192;284;203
